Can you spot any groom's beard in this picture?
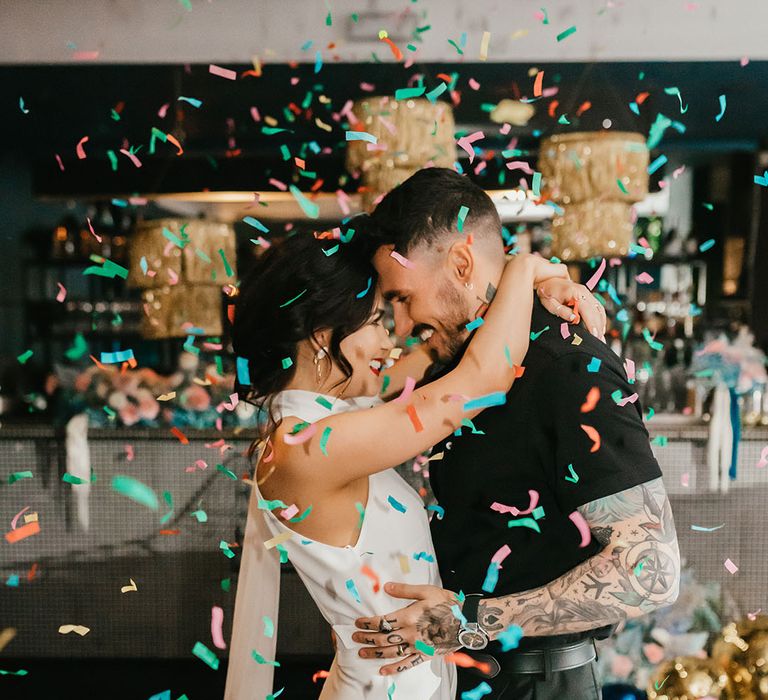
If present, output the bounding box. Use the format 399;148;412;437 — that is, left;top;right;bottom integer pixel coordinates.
428;280;472;363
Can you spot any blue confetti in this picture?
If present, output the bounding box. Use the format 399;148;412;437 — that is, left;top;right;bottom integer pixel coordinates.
481;562;500;593
426;504;445;520
236;356;251;386
498;624;524;651
461;682;492;700
243;216;269;233
463;392;507;411
387;495;407;513
345;578;361;603
586;357;602;373
465;317;484;332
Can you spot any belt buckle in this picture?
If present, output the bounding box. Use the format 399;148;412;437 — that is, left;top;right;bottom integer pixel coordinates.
466;653;502;679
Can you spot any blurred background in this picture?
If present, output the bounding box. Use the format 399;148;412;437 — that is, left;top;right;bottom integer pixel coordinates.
1;1;768;698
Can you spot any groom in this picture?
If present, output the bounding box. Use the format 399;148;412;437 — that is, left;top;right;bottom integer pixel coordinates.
352;168;681;699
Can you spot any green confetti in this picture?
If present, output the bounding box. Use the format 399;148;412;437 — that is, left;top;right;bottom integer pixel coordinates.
355;502;365;529
219;540;236;559
556;25;577;42
564;464;579;483
191;509;208;523
415;640;435;656
315;396;333;410
160;490;174;525
64;333;88;361
218;248;234;276
557;114;570;125
192;641;219;670
62;473;94;485
289;184;319;219
8;471;33;484
279;288;308;308
699;238;715;252
289;505;313;523
642;328;664;351
263;616;275;638
395;86;426;100
457;205;469;232
112;475;158;510
617;179;629;194
16;350;33;365
530;325;550;341
319;427;332;456
252;650;281;666
221;577;231;592
281;357;293;370
258;498;289;511
507;517;541;533
532;171;542;196
216;464;238;480
651;435;668;446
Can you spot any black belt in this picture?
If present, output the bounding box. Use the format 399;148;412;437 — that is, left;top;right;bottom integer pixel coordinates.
466;638;597;680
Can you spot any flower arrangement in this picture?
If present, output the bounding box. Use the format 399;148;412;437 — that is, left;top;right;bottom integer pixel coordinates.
691;326;767;394
54;351;257;430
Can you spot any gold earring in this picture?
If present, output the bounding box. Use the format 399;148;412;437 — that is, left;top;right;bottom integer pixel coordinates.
314;346;328;385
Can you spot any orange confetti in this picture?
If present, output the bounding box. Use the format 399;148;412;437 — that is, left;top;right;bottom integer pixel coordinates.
166;133;184;156
446;651;492;675
312;669;330;683
5;521;40;544
406;404;424;432
513;364;526;378
576;101;592;116
380;36;403;61
159;529;181;536
548;100;559;117
436;73;453;83
580;386;600;413
636;91;650;105
361;564;381;593
580;424;601;452
170;427;189;445
533;70;544;97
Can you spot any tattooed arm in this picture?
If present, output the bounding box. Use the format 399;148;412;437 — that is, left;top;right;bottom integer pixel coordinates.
477;476;680;638
353;477;680;674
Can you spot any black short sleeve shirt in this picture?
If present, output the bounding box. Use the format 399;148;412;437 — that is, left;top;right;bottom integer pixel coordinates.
428;297;662;607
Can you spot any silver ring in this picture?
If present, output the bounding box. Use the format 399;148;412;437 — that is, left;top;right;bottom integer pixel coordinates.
379;619;393;633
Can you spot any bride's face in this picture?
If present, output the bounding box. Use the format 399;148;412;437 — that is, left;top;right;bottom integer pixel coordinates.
336;296;394;397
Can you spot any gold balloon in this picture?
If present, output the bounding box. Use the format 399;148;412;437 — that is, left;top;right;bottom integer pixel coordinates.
648;656;737;700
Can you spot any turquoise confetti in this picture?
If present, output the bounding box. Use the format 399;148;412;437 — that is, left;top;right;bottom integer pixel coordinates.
319;427;332;456
387;495;407;513
178;96;203;108
191;641;219;670
243;216;269;233
481;562;500;593
263;615;275;638
462;681;492;699
586;357;601;373
112;475;159;510
498;624;524;651
395;86;426;100
507;517;541;533
465;317;484;332
356;277;373;299
463;392;507;411
289;185;319;219
279;289;308;308
457;205;469;232
530;326;550;341
699;238;715;252
345;578;361;603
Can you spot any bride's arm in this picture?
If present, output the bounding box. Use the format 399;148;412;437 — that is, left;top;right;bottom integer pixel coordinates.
272;254;567;489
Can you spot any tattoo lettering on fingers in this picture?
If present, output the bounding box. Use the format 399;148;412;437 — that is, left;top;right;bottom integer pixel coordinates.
374;651;384;658
386;633;404;644
363;637;375;645
411;655;425;667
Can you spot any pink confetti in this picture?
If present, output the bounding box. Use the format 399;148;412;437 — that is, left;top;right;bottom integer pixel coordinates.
394;376;417;404
56;282;67;302
209;64;237;80
250;106;261;122
635;272;654;284
268;177;287;191
568;510;592;548
86;217;102;243
491;544;512;567
506;160;534;174
211;605;227;649
55;153;65;171
748;609;762;620
280;504;299;520
72;50;99;61
468;78;480;90
499;123;511;135
390;250;415;269
681;472;690;487
10;506;30;530
474;161;486;175
624;358;635;383
456;131;485;163
741;56;750;67
119;149;142;168
360;82;376;92
609;257;623;267
724;558;739;575
124;445;134;462
585;258;607;290
491;490;539;517
75;136;89;159
560;322;571;339
283;423;318;446
757;446;768;469
158;102;170;118
616;393;639;407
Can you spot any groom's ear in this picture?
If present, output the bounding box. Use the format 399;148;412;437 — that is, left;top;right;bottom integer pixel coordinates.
447;238;474;284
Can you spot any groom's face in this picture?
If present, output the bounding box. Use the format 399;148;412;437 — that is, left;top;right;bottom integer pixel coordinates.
372;245;472;362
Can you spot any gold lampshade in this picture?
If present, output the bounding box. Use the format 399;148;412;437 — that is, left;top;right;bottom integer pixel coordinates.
345;96;457;209
128;218;236;338
539;131;649;261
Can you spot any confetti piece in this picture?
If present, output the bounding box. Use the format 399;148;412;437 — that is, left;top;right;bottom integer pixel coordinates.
280;504;299;520
415;640;435;656
100;349;135;364
406;404;424;432
613;391;639;407
457;205;470;232
4;521;40;544
289;185;319;219
507;517;541;533
264;531;292;549
243;216;269;233
279;288;308;308
208;63;237;80
445;652;492;675
55;154;65;171
263;616;275;638
498;624;524;652
532;171;542;196
586;357;601;373
19;97;29;114
390;250;415;269
346;130;378;144
699;238;715;252
8;471;33;484
219;541;236;559
361;564;381;593
636;272;654;284
58;625;90;636
211;606;226;649
565;464;579;483
192;641;219;670
427;504;445;520
560;322;571;339
112;475;159;510
642;328;664;351
715;94;727;122
664;86;688;114
178;96;202;108
757;446;768;469
345;578;361;603
568;510;592;547
580;386;600;413
75;136;89;159
691;523;725;532
585;258;606;290
556;25;577;42
491;490;539;517
463;392;507;410
724;558;739;574
395;86;426;100
465;317;484;332
530;326;550;341
580;424;601;452
319;427;332;456
379;33;403;61
462;682;492;699
533;71;544;97
647;154;668;175
283;422;317;445
387;495;407;513
281;357;293;370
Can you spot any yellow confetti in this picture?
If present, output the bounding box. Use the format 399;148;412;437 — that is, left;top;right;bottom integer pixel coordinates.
58;625;90;636
264;531;292;550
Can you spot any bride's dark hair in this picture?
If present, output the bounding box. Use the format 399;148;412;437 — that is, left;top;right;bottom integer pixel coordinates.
231;222;377;453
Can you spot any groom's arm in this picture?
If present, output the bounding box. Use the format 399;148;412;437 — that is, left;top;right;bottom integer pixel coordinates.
477;476;680;638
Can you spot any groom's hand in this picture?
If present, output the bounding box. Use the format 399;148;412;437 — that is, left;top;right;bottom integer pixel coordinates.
352;582;462;676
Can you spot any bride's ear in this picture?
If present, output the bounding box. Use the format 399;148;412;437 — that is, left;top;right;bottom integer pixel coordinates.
447;238;474;286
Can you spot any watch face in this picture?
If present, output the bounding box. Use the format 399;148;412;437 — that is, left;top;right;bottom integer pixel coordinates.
458;629;488;650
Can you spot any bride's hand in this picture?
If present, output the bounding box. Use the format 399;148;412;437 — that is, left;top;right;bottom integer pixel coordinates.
536;277;607;341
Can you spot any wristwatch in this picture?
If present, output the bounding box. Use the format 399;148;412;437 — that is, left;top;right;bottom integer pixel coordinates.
457;593;490;650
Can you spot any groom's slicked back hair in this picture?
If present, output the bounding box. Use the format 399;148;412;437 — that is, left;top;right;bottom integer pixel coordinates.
366;167;502;255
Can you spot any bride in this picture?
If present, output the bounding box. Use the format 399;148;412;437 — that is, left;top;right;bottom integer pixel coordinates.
224;229;599;699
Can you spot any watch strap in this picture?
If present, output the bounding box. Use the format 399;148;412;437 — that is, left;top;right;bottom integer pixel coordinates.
462;593;484;625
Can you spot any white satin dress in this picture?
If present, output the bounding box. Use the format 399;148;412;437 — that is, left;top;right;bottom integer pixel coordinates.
256;389;456;700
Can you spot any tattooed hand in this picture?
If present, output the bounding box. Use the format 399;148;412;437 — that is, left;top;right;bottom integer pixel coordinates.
352;583;462;676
